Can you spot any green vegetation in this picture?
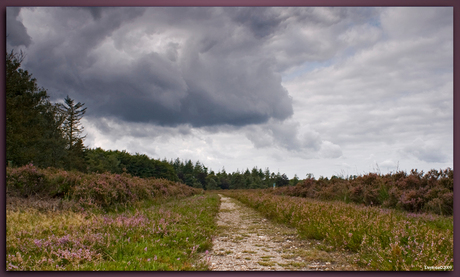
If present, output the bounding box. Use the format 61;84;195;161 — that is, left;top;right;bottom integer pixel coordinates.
7;194;220;271
85;148;179;182
222;190;453;271
169;159;293;190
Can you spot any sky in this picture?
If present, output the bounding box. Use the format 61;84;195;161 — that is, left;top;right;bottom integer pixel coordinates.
6;6;453;178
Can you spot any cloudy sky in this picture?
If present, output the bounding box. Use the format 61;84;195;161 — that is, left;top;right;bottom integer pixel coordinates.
7;6;453;178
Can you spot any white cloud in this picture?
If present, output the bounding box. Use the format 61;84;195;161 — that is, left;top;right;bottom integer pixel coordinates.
379;160;397;169
319;141;343;159
400;138;450;163
380;7;453;40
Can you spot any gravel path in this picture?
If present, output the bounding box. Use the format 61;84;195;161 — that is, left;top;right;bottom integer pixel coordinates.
203;194;358;271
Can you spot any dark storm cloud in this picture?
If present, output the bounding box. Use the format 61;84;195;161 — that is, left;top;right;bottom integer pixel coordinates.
6;7;31;47
10;7;296;128
80;7;104;20
16;7;146;96
228;7;286;38
86;51;292;127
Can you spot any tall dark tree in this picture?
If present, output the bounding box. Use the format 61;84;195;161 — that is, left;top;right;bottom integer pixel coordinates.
62;95;87;150
6;50;67;168
205;171;220;190
289;174;300;186
217;168;230;189
85;148;122;174
34;101;68;168
194;161;208;189
276;173;290;187
230;170;245;189
61;96;87;171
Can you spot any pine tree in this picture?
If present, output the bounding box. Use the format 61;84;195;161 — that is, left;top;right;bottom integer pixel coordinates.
62;95;87;170
62;95;87;149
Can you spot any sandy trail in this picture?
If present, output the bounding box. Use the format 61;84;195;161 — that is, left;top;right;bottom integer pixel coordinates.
204;194;357;271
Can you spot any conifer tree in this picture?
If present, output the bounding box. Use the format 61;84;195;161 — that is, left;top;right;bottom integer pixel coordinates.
62;95;87;149
62;95;87;170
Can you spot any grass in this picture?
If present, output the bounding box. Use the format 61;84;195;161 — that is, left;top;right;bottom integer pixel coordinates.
277;261;305;268
222;190;453;271
257;261;276;266
6;194;220;271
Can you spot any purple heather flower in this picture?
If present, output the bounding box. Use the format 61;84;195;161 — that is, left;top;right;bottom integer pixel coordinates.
34;239;42;248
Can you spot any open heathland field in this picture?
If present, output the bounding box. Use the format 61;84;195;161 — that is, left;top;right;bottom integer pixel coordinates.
6;194;220;271
6;165;219;271
6;165;453;271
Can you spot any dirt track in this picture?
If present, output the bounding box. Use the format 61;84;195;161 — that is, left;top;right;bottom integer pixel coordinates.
204;194;358;271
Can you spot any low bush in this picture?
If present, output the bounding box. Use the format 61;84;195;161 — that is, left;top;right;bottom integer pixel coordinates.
271;168;453;215
7;165;200;210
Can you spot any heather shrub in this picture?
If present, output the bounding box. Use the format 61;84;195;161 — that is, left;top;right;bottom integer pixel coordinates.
316;184;338;201
437;168;454;191
348;184;364;204
7;164;48;197
348;173;383;205
360;173;379;186
72;173;144;208
7;165;200;210
45;168;84;198
315;177;347;201
424;192;453;215
269;168;453;215
397;188;427;212
72;173;198;209
396;173;420;190
362;185;380;206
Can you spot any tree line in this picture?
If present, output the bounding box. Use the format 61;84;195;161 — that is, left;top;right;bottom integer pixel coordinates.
6;50;300;190
169;158;299;190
